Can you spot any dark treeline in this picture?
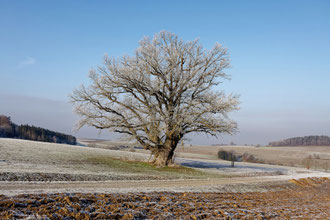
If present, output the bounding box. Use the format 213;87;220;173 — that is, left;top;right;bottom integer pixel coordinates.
269;135;330;147
0;115;76;145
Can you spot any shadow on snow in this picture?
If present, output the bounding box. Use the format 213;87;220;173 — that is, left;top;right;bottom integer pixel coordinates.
177;158;287;173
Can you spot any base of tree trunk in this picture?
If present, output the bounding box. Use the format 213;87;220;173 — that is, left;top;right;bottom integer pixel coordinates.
152;157;174;167
151;148;175;167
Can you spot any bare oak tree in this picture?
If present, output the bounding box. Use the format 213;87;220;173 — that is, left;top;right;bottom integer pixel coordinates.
71;31;239;167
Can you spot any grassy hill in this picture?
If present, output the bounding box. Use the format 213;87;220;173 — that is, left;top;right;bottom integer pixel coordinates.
0;138;218;182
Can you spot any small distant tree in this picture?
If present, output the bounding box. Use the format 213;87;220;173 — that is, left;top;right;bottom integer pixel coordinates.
0;115;15;137
323;161;328;172
218;149;236;167
312;154;320;170
71;31;239;167
302;155;313;170
218;150;229;160
313;154;320;159
229;150;236;167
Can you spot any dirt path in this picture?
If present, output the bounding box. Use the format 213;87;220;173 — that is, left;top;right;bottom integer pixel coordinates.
1;172;329;196
0;177;269;190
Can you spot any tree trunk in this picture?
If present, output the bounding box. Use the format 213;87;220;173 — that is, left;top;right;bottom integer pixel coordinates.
152;148;174;167
152;139;178;167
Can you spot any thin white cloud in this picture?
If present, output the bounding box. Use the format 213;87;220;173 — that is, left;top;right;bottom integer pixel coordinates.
18;57;36;68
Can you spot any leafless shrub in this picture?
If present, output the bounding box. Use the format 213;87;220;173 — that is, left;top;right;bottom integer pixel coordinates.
218;150;265;166
323;161;329;172
302;155;313;170
87;143;96;148
241;152;264;163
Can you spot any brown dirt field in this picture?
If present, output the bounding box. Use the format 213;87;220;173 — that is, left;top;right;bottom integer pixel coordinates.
0;178;329;219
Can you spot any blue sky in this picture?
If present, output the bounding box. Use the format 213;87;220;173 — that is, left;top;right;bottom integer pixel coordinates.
1;0;330;145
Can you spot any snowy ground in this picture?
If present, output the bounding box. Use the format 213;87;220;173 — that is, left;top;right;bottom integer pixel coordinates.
0;138;329;196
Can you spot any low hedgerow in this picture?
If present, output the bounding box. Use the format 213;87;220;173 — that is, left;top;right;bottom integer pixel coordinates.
218;149;264;165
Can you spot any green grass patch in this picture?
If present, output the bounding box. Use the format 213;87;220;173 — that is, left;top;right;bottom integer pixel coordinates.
86;156;223;179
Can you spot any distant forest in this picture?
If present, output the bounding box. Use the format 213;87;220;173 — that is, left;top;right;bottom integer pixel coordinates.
269;135;330;147
0;115;76;145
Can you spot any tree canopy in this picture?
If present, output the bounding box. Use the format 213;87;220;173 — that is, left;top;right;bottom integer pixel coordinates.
71;31;239;166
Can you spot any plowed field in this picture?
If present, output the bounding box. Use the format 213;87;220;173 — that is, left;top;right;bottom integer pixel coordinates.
1;178;329;219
